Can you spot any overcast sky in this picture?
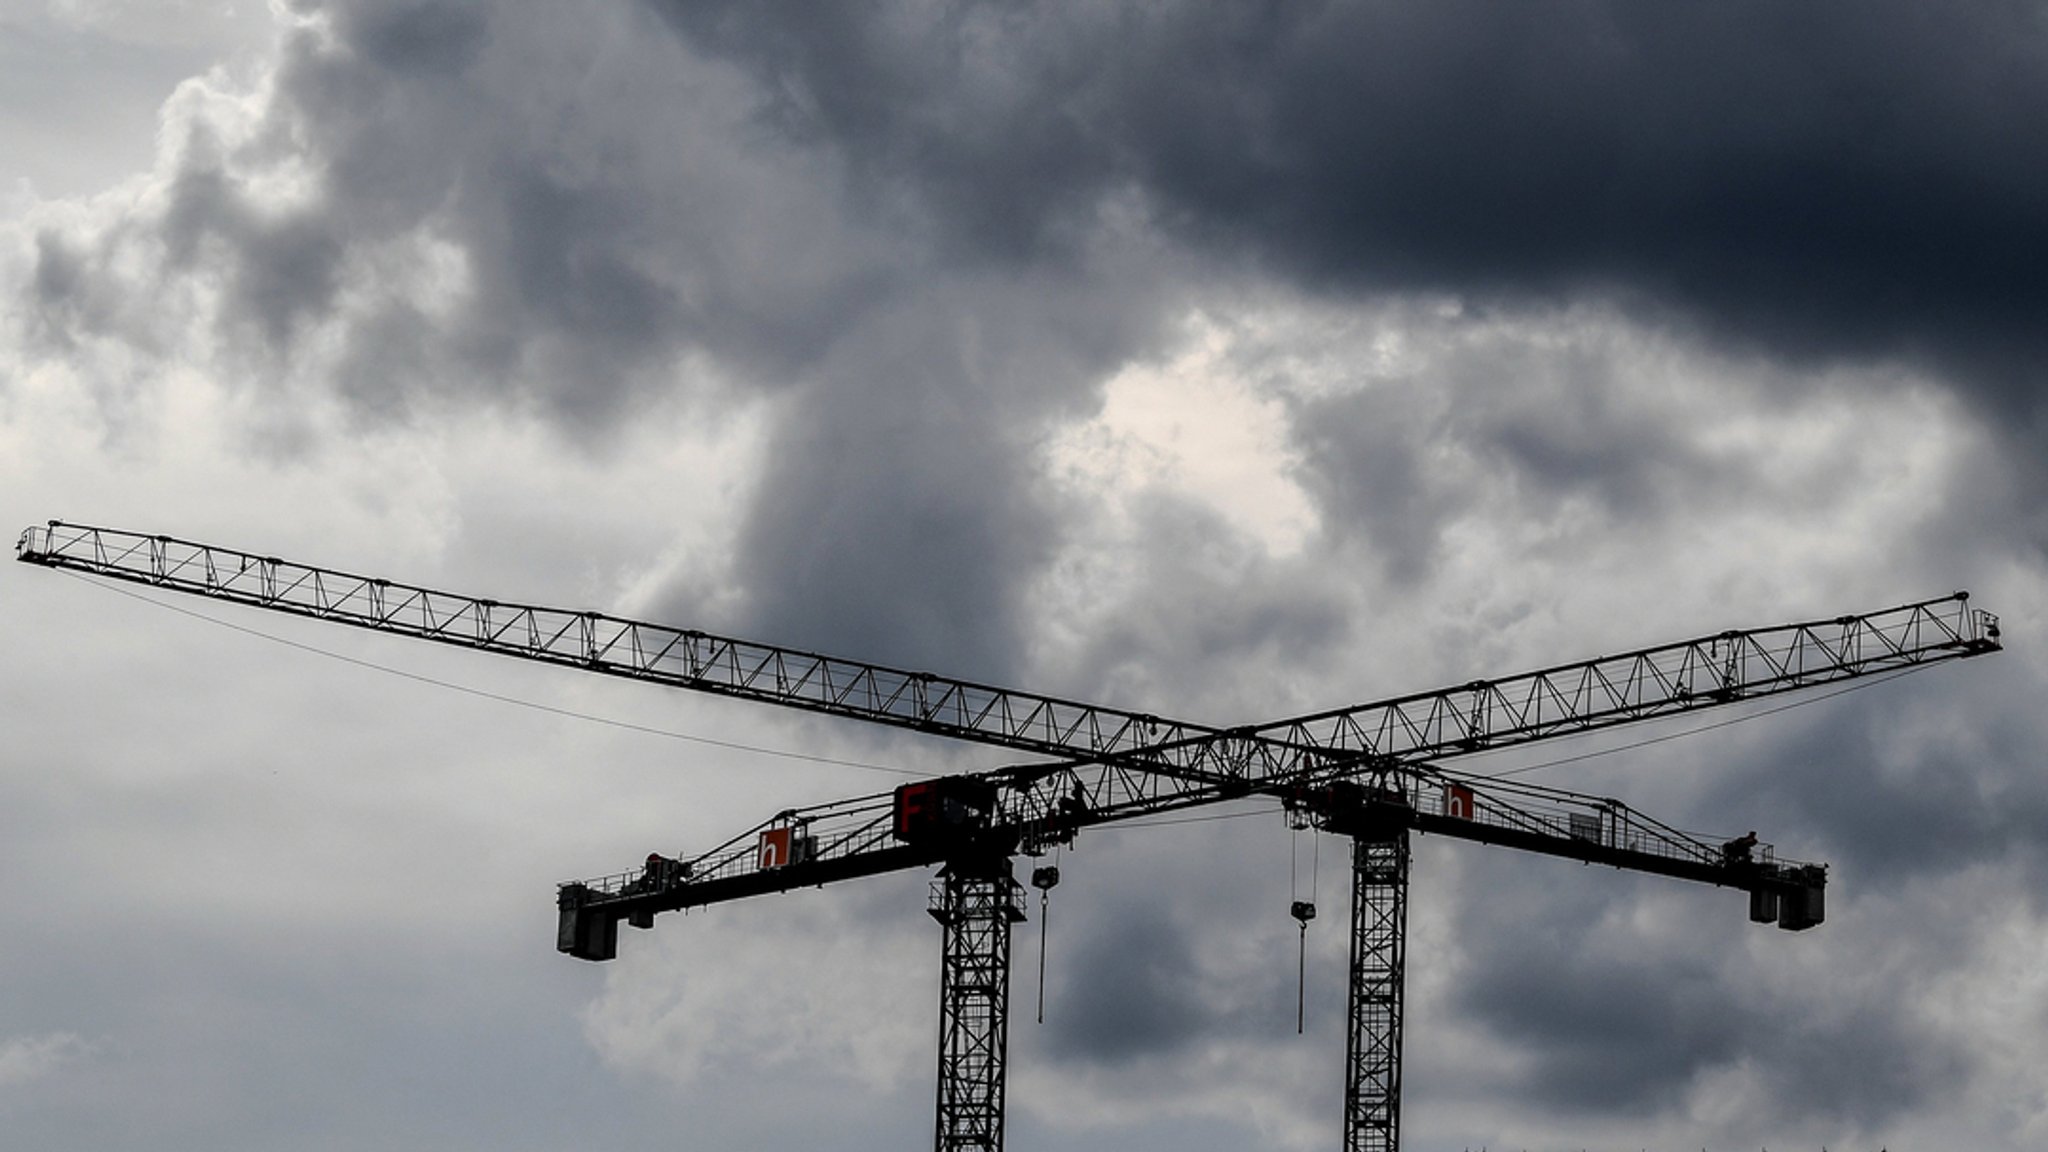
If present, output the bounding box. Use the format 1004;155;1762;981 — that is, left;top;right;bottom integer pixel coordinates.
4;2;2047;1149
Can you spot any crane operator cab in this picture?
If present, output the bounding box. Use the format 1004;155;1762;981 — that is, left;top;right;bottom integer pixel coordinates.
893;775;1000;849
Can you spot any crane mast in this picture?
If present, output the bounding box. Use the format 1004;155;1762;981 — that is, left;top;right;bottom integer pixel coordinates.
17;520;2004;1152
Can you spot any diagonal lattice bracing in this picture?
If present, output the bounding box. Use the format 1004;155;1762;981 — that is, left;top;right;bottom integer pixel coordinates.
1345;830;1410;1152
931;863;1025;1152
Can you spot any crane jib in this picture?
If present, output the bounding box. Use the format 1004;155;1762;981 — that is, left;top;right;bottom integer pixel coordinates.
16;519;2001;948
13;520;2001;791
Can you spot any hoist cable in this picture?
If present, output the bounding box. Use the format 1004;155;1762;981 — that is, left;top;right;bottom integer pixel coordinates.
67;570;924;777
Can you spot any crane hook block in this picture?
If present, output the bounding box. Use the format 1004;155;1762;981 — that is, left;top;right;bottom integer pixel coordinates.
1291;900;1317;924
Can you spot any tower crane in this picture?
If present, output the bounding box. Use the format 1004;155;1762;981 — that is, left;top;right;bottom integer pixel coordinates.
17;520;2003;1152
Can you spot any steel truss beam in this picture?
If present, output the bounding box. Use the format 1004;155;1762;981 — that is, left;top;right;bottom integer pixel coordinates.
1344;829;1410;1152
19;522;2002;832
930;860;1025;1152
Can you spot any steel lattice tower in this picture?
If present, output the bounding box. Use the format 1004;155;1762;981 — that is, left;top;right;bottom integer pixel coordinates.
930;861;1025;1152
1344;828;1410;1152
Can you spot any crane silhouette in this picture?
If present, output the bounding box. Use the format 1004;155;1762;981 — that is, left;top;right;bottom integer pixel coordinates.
18;520;2001;1151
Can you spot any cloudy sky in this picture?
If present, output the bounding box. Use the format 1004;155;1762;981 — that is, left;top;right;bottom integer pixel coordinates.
5;2;2047;1149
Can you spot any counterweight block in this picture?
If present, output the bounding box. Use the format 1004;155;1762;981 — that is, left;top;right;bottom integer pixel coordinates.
557;883;621;962
1748;864;1827;931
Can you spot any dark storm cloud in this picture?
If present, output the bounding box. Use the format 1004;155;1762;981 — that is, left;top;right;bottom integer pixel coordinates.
655;0;2048;410
18;0;1185;682
710;266;1171;679
13;5;2048;1150
1460;938;1743;1112
650;0;1128;267
1039;889;1302;1065
1055;493;1352;709
1701;669;2048;894
255;4;768;426
22;1;895;427
1465;938;1971;1123
727;348;1059;680
1043;899;1208;1061
1282;315;1822;588
1287;383;1459;585
347;0;490;75
1448;858;1975;1125
29;0;2042;682
1419;609;2036;1134
160;160;348;352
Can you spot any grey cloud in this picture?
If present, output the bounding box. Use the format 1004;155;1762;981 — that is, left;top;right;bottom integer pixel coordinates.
12;4;2048;1151
1464;935;1972;1125
1288;382;1467;585
25;232;93;349
649;0;1129;267
28;2;886;429
345;0;490;77
728;381;1057;681
157;157;346;352
1038;883;1304;1067
1042;899;1208;1062
1055;493;1353;712
0;6;270;199
643;0;2048;627
0;935;678;1152
654;0;2048;414
1414;623;2036;1138
1459;942;1745;1112
1702;672;2048;895
695;257;1178;679
31;0;2039;685
1447;858;1976;1128
1423;649;2036;1133
1284;328;1739;586
16;0;1197;685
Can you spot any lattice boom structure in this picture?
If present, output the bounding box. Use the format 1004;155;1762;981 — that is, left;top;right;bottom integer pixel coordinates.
18;519;2005;1152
